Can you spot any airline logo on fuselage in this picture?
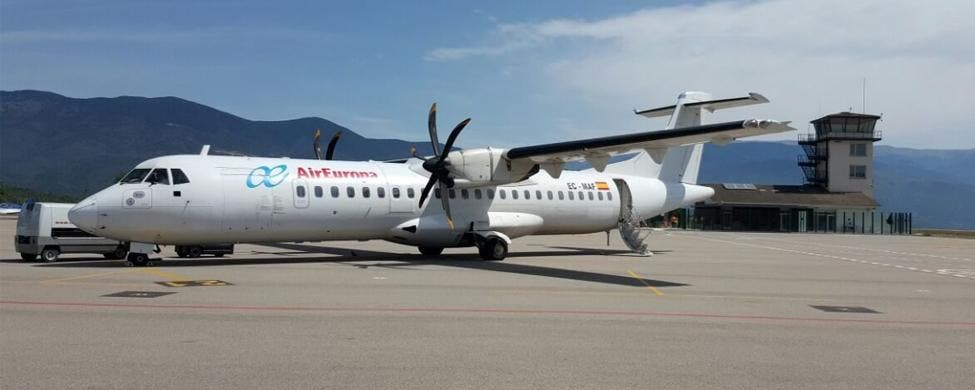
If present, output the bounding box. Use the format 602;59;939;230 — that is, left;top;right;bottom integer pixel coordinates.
297;167;379;179
246;165;289;188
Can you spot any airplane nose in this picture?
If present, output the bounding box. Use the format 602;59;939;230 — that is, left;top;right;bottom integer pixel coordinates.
68;198;98;232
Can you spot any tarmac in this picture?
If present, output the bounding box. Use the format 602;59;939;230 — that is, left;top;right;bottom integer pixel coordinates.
1;216;973;389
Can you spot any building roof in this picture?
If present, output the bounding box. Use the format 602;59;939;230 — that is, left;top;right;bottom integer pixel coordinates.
698;184;878;209
810;111;881;123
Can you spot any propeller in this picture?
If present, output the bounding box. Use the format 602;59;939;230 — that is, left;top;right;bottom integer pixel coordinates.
415;103;471;230
325;130;342;160
313;129;322;160
313;129;342;160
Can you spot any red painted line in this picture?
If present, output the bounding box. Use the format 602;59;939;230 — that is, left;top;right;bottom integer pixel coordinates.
2;300;974;327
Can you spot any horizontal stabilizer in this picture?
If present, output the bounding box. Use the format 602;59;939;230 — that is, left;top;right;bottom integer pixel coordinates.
635;92;768;118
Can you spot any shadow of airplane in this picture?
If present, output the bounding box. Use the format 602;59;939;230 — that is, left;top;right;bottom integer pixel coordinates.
7;243;688;289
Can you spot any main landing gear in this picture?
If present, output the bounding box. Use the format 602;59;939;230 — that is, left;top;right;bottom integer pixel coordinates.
416;237;508;261
127;252;152;267
478;237;507;261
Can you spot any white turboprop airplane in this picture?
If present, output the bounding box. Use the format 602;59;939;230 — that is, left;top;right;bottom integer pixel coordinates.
68;92;794;266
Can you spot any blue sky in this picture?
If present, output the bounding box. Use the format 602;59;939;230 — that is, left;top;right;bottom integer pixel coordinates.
2;0;972;149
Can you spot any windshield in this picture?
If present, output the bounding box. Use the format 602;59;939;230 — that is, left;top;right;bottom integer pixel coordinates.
119;168;150;184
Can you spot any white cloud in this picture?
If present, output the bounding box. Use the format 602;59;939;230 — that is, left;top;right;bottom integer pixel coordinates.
428;0;975;148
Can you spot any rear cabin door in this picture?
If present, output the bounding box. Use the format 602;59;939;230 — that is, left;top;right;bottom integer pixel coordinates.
612;179;633;222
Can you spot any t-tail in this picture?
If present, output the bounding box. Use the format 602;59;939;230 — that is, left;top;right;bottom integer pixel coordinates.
606;91;773;183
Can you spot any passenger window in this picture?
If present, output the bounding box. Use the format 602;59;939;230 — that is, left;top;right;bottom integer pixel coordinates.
435;188;442;199
120;168;151;184
536;190;542;200
314;186;323;198
347;187;355;198
461;189;469;199
524;190;530;199
171;169;190;185
512;190;518;200
597;192;603;201
145;168;170;185
362;187;371;198
448;189;456;199
392;187;401;198
474;189;482;199
568;192;574;200
558;191;564;200
407;188;416;198
296;186;306;198
487;189;495;199
588;192;594;200
499;190;506;199
377;187;386;198
578;191;584;200
331;186;340;198
547;191;553;200
608;192;613;201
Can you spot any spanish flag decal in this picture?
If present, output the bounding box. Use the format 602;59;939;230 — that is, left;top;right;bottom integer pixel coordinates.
595;181;610;191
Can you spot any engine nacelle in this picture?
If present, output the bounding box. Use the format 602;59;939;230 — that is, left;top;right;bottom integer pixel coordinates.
445;147;538;187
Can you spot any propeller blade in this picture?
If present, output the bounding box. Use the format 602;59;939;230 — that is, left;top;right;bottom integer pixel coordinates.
440;118;470;161
313;129;322;160
418;173;439;208
427;103;441;157
438;181;454;230
325;131;342;160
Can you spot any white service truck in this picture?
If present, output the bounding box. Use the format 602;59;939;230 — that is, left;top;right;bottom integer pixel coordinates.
15;202;128;262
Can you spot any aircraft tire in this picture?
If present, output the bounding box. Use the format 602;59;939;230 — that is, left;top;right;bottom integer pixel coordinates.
480;238;507;261
174;246;188;258
40;247;60;263
127;253;150;267
418;246;444;256
104;247;128;260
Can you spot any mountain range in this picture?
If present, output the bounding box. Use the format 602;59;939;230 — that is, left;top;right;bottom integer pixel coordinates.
2;90;972;229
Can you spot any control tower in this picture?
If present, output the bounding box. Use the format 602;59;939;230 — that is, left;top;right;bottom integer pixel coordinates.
798;112;882;196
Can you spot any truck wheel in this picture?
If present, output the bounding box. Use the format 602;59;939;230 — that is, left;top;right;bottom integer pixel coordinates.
127;253;150;267
187;246;203;258
40;247;60;263
174;246;187;258
479;238;507;261
20;253;37;261
418;246;444;256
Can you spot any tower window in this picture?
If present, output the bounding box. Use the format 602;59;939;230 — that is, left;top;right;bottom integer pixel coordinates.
850;143;867;157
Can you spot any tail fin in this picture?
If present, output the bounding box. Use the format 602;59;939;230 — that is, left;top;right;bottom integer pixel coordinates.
608;92;769;183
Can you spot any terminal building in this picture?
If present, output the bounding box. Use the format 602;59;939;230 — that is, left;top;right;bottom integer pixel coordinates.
693;112;912;234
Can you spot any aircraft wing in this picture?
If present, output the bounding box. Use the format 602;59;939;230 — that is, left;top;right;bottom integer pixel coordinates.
504;119;794;164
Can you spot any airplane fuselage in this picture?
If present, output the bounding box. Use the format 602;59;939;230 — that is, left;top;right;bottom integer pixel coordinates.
69;154;714;248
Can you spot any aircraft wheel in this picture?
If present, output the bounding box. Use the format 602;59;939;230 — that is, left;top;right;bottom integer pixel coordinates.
20;253;37;261
40;247;60;263
479;238;507;261
104;247;128;260
418;246;444;256
127;253;150;267
187;246;203;258
174;246;187;258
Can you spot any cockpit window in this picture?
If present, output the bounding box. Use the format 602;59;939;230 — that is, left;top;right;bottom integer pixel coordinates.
171;169;190;185
145;168;170;185
120;169;151;184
